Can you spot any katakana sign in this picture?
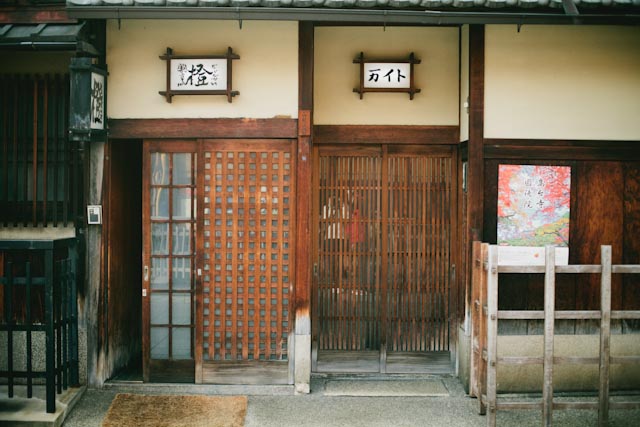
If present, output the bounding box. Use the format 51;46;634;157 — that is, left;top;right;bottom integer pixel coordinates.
353;52;421;99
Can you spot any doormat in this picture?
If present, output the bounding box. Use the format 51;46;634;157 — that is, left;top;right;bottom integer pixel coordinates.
323;380;449;397
102;394;247;427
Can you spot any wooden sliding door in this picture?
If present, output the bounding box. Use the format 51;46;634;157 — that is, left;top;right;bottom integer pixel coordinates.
312;145;455;372
198;140;294;384
142;139;294;384
143;141;197;382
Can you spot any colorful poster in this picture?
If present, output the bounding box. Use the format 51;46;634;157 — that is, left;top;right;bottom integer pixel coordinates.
498;165;571;263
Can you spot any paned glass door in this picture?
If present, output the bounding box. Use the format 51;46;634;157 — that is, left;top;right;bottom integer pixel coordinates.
143;141;197;382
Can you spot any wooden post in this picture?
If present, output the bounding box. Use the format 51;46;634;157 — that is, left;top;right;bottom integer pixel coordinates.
467;25;485;253
469;241;481;399
486;245;499;427
542;245;556;427
294;21;314;394
478;242;489;415
598;245;612;427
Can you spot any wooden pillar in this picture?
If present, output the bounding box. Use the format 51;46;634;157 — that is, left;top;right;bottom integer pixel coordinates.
468;25;485;245
294;21;314;394
465;24;485;403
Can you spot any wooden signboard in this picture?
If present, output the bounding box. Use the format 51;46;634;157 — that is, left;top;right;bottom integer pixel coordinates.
353;52;421;100
159;47;240;103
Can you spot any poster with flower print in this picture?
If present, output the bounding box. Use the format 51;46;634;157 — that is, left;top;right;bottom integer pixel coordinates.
497;165;571;265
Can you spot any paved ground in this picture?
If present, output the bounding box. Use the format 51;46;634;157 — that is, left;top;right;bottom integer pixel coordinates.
61;377;640;427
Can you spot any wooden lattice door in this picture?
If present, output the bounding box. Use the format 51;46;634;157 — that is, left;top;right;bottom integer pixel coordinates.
313;145;455;371
143;139;294;384
197;140;294;384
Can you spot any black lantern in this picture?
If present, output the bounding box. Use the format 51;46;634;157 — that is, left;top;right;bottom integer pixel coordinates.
69;57;107;142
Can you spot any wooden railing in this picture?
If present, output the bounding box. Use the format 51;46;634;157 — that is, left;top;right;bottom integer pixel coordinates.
470;242;640;427
0;238;79;413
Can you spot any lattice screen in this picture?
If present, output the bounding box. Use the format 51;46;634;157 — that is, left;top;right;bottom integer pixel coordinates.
386;154;452;352
316;148;452;353
316;154;382;351
202;143;292;361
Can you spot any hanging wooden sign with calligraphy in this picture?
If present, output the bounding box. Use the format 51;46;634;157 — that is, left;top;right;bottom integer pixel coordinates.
353;52;421;100
159;47;240;103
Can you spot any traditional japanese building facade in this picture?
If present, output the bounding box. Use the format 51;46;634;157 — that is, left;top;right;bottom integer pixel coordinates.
2;0;640;396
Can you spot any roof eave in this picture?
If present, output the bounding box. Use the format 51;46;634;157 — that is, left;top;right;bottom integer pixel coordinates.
65;6;640;25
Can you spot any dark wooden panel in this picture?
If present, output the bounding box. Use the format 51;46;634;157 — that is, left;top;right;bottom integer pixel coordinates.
106;140;142;378
623;163;640;330
108;118;298;140
148;359;195;383
314;125;459;145
573;162;623;312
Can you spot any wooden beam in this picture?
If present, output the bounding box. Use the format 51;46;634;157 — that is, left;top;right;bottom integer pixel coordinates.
108;118;298;140
313;125;459;145
484;138;640;161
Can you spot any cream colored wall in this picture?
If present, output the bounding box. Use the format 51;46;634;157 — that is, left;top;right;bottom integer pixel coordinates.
460;25;469;142
485;25;640;141
0;51;72;74
314;27;459;126
106;20;298;119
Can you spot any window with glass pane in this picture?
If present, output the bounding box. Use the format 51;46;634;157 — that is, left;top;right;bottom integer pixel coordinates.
149;152;196;360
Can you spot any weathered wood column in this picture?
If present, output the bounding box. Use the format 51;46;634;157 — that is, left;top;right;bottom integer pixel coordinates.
294;22;314;394
468;25;485;246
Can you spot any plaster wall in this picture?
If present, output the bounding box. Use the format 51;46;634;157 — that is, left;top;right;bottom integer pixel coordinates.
314;27;459;126
458;333;640;393
106;20;298;119
485;25;640;141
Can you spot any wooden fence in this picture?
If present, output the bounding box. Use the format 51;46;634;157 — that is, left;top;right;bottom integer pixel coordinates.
470;242;640;427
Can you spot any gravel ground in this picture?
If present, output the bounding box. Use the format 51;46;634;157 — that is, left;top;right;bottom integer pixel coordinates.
62;377;640;427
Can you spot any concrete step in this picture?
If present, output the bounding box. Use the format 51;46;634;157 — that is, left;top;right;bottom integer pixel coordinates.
0;385;85;427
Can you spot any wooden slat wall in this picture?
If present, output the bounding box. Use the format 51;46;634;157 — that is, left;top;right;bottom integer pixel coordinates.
316;151;382;351
202;140;293;361
623;163;640;331
0;74;75;227
387;154;452;352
